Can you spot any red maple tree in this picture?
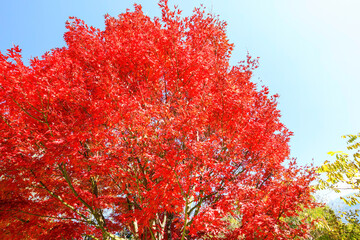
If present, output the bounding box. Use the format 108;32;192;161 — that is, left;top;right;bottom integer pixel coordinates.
0;1;316;239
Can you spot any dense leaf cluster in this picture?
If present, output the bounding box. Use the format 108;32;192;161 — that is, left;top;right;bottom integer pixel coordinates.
0;1;316;239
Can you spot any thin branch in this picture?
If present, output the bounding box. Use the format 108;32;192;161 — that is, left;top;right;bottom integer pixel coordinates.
0;209;88;223
59;164;119;239
0;114;11;127
82;234;101;240
10;96;45;123
38;180;93;225
59;163;95;214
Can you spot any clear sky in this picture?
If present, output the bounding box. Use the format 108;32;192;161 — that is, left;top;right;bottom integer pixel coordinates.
1;0;360;168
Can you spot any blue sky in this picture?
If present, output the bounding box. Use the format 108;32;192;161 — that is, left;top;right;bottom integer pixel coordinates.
1;0;360;168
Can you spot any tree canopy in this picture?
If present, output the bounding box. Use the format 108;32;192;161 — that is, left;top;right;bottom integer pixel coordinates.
0;1;316;239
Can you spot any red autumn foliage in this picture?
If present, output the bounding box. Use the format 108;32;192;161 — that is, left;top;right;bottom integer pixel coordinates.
0;1;316;239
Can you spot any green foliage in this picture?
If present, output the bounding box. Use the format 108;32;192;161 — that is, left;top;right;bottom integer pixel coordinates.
311;207;360;240
285;206;360;240
313;133;360;239
317;133;360;206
